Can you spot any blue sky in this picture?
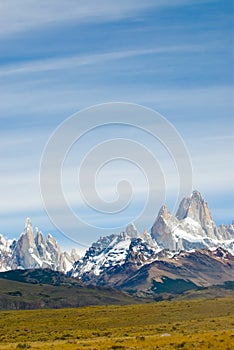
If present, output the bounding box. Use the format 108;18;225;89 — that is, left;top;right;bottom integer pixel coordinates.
0;0;233;252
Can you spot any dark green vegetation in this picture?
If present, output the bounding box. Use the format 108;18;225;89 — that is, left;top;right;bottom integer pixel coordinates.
0;269;141;309
0;298;233;349
149;278;234;301
0;268;72;285
151;276;199;294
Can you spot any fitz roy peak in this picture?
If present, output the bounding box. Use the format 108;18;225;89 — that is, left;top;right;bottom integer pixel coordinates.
151;190;234;252
0;218;78;273
72;191;234;290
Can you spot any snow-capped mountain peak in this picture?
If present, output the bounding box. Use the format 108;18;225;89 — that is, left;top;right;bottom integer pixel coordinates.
151;191;234;253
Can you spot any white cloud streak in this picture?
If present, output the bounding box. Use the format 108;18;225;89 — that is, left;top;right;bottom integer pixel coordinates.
0;45;206;77
0;0;159;38
0;0;214;38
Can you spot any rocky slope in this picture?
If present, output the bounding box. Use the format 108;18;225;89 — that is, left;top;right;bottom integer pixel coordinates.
0;218;78;273
117;248;234;295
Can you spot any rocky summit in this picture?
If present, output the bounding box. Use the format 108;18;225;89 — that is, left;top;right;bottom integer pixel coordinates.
0;218;78;273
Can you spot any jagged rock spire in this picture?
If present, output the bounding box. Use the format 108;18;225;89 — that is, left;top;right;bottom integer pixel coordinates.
151;205;179;250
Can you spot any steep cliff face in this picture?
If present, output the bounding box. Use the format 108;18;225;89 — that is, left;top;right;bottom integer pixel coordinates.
151;205;179;251
176;191;218;239
11;218;40;269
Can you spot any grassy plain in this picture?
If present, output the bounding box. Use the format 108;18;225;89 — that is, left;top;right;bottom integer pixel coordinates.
0;297;233;349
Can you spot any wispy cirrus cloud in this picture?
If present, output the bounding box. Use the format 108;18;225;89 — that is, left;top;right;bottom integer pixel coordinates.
0;45;209;77
0;0;158;37
0;0;215;38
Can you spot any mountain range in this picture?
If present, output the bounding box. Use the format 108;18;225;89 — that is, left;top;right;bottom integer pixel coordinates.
0;191;234;300
71;191;234;296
